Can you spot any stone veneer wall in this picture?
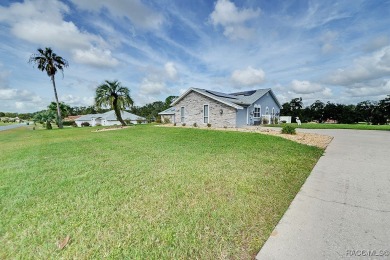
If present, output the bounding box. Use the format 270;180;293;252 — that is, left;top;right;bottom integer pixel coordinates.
174;91;237;127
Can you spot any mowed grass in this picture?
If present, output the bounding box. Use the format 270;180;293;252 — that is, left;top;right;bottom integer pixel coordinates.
0;125;323;259
269;123;390;130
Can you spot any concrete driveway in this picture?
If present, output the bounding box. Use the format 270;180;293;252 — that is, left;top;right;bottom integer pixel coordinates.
257;129;390;259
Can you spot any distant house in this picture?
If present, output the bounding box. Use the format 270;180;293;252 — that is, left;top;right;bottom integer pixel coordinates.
75;110;147;127
167;88;281;128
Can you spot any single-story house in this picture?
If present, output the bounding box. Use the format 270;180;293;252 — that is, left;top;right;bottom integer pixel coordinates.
75;110;147;127
167;88;281;128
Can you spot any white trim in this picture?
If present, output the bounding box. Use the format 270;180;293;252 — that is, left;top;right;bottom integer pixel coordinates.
203;104;209;124
180;106;185;123
254;105;261;118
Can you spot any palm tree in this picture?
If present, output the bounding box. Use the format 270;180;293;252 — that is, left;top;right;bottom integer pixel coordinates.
29;47;69;129
95;80;134;126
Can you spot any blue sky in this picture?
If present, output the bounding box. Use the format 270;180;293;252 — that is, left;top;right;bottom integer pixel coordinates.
0;0;389;112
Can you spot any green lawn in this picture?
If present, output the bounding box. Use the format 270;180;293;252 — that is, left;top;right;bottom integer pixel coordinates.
269;123;390;130
0;122;19;126
0;125;323;259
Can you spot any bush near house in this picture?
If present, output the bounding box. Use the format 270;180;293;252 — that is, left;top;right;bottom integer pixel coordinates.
81;122;90;127
281;125;296;135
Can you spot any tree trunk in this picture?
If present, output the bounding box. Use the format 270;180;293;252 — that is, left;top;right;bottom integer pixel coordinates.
51;75;63;129
113;98;126;126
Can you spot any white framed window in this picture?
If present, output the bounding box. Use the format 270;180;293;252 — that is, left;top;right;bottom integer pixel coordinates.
266;107;269;115
272;107;275;116
254;107;261;118
180;107;185;123
203;104;209;123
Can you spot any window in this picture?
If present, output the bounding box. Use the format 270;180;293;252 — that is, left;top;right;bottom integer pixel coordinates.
180;107;185;123
203;105;209;123
254;107;261;118
266;107;269;115
272;107;275;116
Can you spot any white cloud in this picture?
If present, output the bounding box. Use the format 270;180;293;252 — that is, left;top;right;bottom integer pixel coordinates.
210;0;260;40
344;80;390;98
231;66;265;87
60;94;94;106
72;48;119;68
139;78;167;95
327;45;390;86
291;80;323;94
0;0;118;68
164;62;178;80
70;0;163;30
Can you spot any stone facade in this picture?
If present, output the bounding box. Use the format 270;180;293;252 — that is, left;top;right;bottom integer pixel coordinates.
174;91;237;127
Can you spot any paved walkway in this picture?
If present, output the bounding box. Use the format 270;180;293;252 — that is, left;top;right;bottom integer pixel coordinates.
257;129;390;259
0;123;26;132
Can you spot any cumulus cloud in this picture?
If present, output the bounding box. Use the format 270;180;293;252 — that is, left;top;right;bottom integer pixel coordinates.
164;62;178;80
72;48;119;68
291;80;323;94
210;0;260;40
139;78;167;96
343;80;390;98
69;0;163;30
231;66;265;87
0;0;118;68
60;94;94;106
327;45;390;86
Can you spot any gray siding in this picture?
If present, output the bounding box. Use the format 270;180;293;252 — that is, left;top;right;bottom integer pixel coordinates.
246;93;280;125
236;107;248;127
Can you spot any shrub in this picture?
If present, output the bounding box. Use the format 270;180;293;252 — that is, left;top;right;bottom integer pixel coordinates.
173;122;177;126
274;117;279;124
223;126;227;129
193;122;197;127
136;118;143;124
262;117;269;125
62;120;75;126
182;123;186;126
96;123;102;126
281;125;296;135
156;117;162;123
81;122;90;127
72;122;78;127
163;117;171;124
207;123;211;128
281;120;287;124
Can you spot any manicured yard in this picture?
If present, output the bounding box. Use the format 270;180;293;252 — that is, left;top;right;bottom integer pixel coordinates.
0;125;323;259
269;123;390;130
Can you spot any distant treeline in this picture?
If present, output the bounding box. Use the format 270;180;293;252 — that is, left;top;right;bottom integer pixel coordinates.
0;96;178;123
281;95;390;124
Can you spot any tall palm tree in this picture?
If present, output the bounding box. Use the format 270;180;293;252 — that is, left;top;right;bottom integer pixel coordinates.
95;80;134;126
29;47;68;129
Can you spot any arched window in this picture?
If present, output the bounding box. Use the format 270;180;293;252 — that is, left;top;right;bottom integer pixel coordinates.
272;107;275;116
265;107;269;115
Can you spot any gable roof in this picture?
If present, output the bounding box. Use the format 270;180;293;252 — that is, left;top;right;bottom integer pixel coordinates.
171;88;244;109
171;88;281;108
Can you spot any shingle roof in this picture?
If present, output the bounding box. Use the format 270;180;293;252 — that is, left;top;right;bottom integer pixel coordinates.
158;107;175;115
171;87;281;108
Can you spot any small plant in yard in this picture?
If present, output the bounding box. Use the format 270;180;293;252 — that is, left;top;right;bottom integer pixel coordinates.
173;122;176;126
193;122;197;127
182;123;186;126
207;123;211;128
81;122;90;127
281;125;296;134
223;126;227;129
262;117;269;125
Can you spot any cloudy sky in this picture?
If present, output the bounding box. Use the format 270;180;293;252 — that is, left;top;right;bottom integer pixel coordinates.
0;0;389;112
